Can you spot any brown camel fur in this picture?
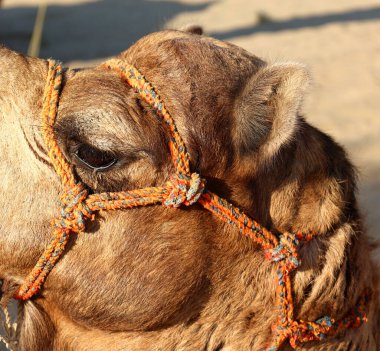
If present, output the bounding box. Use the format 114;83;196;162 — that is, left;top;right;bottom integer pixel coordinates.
0;29;379;351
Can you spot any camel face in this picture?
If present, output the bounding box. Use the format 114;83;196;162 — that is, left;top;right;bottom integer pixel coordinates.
0;35;218;331
0;31;264;331
0;31;377;351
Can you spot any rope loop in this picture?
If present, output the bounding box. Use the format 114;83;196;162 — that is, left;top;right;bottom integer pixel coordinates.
53;183;94;233
163;173;206;208
269;317;335;350
265;232;301;271
287;317;334;347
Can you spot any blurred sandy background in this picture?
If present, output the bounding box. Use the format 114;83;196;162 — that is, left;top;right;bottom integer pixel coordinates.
0;0;379;347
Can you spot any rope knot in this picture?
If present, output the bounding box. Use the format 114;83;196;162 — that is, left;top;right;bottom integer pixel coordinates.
269;317;334;350
53;183;93;233
164;173;206;208
265;232;301;270
286;317;335;348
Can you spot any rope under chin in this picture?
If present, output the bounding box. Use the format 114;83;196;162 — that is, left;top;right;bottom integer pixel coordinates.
5;59;369;350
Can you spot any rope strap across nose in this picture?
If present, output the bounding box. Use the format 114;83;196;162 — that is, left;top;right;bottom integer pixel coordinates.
14;60;369;350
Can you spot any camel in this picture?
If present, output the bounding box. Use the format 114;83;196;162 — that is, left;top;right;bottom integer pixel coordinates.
0;28;379;351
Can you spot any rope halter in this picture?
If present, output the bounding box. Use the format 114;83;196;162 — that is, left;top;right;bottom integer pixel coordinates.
12;59;369;350
55;183;93;233
164;173;206;208
265;233;301;270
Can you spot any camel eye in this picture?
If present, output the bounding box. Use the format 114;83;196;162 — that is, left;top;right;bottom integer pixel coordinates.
75;144;117;170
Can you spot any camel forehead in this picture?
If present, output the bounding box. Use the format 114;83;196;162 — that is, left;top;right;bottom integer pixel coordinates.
59;30;260;112
126;29;236;55
124;30;263;78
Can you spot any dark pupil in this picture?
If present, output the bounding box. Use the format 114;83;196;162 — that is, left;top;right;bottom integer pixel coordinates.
76;144;116;170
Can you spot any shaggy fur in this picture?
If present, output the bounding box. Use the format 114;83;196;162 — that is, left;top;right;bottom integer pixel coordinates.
0;29;379;350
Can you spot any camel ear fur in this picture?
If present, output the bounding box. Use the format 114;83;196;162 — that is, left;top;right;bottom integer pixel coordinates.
234;63;310;156
179;24;203;35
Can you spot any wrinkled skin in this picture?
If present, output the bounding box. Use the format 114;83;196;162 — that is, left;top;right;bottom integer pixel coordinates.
0;30;379;351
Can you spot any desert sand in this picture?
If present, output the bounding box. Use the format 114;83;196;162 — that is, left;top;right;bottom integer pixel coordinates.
0;1;379;348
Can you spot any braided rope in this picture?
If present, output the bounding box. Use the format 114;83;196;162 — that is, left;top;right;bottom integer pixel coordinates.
11;60;369;350
100;60;191;176
41;60;75;187
199;191;279;249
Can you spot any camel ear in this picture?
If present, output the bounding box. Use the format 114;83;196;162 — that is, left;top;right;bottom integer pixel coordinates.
179;24;203;35
234;63;310;156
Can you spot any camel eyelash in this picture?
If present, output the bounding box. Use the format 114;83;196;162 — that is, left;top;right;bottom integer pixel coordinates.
74;143;118;171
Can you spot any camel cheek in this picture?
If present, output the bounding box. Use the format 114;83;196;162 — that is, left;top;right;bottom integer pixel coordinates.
44;207;211;331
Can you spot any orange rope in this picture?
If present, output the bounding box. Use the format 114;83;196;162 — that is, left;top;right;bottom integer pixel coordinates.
14;60;369;350
41;60;75;187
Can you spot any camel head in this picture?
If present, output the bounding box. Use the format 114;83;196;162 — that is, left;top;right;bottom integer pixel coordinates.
0;30;378;351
